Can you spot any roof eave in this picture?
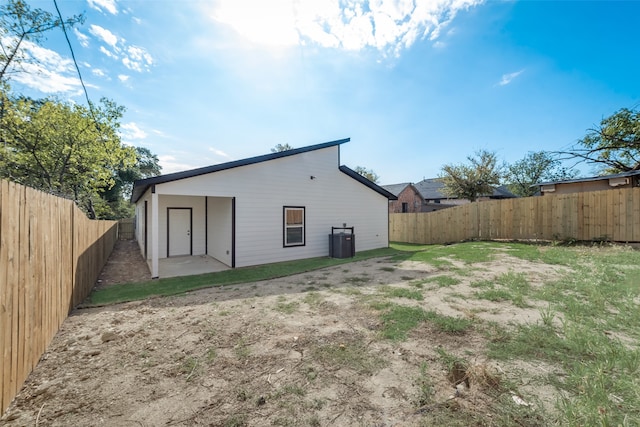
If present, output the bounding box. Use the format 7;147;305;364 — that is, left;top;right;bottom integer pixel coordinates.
131;138;350;203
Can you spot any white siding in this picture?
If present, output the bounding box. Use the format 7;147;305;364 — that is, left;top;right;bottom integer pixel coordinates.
207;197;233;266
158;195;206;258
153;146;389;267
135;188;152;258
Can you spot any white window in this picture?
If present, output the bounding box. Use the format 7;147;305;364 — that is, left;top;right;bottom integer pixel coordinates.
284;206;305;247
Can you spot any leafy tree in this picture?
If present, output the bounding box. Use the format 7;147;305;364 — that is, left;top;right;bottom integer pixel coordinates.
0;94;136;218
560;108;640;173
440;149;502;202
505;151;578;197
353;166;380;183
100;147;162;219
0;0;84;83
271;143;294;152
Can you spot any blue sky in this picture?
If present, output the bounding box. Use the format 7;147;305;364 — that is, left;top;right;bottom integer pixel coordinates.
8;0;640;184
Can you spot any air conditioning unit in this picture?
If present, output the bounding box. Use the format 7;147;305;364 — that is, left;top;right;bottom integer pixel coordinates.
609;177;629;187
541;184;556;193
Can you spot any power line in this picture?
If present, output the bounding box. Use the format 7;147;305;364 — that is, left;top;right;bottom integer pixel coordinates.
52;0;94;113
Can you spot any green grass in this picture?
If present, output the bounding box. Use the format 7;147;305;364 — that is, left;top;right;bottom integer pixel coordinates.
311;341;386;375
486;244;640;426
426;275;462;288
373;303;472;341
87;246;404;306
379;286;424;300
473;272;531;308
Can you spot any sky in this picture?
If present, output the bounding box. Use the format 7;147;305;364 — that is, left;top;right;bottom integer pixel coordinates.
6;0;640;184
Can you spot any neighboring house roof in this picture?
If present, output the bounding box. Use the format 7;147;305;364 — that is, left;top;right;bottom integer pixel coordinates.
380;182;412;197
131;138;397;202
383;178;517;201
535;170;640;187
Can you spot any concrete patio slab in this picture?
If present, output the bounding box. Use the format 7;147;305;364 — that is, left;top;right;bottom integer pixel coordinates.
154;255;229;278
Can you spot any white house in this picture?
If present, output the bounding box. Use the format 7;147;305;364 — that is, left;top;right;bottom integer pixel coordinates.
130;138;397;278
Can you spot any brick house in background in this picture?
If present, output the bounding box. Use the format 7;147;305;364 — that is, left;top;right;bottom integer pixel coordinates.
383;178;517;213
382;183;425;213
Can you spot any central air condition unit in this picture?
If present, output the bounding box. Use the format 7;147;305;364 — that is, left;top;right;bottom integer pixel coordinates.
541;184;556;193
609;177;630;187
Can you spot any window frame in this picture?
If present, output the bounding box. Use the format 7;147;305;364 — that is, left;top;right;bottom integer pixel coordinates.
283;206;305;247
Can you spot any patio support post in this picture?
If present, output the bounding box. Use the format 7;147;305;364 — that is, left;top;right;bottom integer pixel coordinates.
151;191;159;278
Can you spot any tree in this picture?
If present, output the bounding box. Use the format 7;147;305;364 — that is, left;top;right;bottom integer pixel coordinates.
0;94;137;218
271;143;293;152
440;149;502;202
560;108;640;173
353;166;380;183
0;0;84;83
505;151;578;197
99;146;162;219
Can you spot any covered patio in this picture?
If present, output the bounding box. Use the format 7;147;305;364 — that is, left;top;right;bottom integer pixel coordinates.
155;254;230;279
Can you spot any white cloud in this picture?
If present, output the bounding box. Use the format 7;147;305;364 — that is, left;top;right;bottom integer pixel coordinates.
74;28;90;47
88;0;118;15
8;40;81;92
122;46;153;72
118;74;129;82
89;24;119;47
208;147;232;160
120;122;147;140
209;0;484;56
92;68;106;77
158;155;202;174
87;24;153;73
498;69;524;86
99;46;116;59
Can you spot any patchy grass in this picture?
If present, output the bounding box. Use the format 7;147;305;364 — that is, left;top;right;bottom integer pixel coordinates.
427;275;462;288
379;286;424;301
373;303;473;341
88;247;404;306
486;244;640;426
311;340;386;375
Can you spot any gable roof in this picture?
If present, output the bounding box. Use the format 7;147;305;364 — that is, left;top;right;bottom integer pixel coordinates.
534;170;640;187
381;182;412;197
339;166;397;200
131;138;396;202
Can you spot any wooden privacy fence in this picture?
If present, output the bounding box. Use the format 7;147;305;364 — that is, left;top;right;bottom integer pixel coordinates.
0;180;117;414
118;218;135;240
390;187;640;244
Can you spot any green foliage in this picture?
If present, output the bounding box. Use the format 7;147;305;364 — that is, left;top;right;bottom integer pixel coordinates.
0;0;84;83
440;149;502;202
0;94;137;218
505;151;578;197
563;107;640;172
353;165;380;183
271;143;293;152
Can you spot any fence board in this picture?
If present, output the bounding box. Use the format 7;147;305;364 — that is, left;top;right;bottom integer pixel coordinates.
0;180;117;415
390;188;640;244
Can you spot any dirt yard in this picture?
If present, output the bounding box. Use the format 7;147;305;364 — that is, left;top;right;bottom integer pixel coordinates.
1;247;569;426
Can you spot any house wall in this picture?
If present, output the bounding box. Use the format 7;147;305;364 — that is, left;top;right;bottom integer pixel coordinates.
388;186;423;213
155;146;389;268
544;180;632;195
157;195;206;258
207;196;233;266
135;187;152;256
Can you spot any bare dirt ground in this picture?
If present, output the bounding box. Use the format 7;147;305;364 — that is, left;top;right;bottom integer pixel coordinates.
1;246;569;427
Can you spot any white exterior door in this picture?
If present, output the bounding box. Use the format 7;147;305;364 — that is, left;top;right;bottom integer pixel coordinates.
168;208;191;256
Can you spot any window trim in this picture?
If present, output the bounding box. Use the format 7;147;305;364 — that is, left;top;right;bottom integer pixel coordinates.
283;206;305;247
